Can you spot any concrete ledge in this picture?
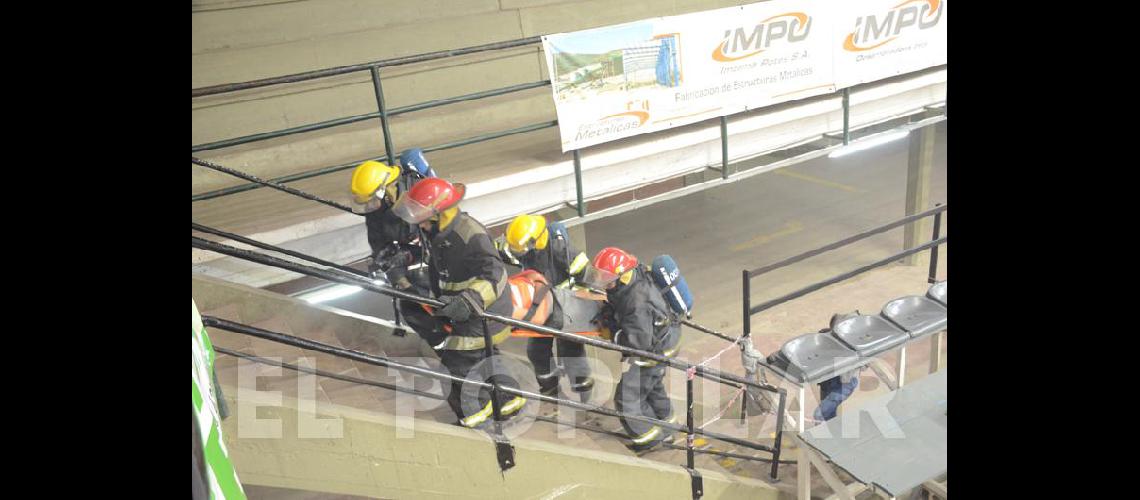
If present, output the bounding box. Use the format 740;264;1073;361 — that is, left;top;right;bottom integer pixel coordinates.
219;390;783;499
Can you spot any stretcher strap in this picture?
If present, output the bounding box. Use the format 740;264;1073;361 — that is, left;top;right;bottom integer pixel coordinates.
521;283;550;323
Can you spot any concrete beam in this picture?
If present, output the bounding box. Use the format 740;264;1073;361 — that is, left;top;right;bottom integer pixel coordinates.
902;110;937;265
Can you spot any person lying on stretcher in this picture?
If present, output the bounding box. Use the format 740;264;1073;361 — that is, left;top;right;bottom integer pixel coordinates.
505;269;605;401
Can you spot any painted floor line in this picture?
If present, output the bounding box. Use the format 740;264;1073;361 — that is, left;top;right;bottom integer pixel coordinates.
730;220;805;252
775;170;863;193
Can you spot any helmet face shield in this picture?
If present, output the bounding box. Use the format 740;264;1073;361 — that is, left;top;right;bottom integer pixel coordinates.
588;247;638;290
392;195;437;224
396;178;465;224
349;169;394;214
507;237;536;256
584;265;620;289
351;192;386;214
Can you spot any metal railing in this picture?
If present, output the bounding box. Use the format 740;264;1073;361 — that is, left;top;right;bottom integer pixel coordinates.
192;36;552;203
736;204;946;420
742;204;947;335
192;226;789;491
192;33;946;217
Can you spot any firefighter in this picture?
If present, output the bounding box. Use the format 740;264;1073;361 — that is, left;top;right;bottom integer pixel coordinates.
499;214;594;400
351;152;444;338
348;160;421;290
391;177;526;427
585;247;681;452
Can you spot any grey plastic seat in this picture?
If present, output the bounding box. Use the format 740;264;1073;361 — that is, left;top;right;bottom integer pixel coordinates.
765;332;865;384
830;315;910;357
926;281;946;306
882;296;947;339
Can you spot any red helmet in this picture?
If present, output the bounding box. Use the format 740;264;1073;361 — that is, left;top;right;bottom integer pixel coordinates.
585;247;638;288
392;178;466;224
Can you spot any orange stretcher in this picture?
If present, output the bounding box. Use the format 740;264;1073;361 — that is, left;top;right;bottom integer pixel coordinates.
421;270;610;339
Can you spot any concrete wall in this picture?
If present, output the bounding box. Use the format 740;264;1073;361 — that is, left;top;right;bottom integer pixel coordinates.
218;391;784;499
192;0;761;193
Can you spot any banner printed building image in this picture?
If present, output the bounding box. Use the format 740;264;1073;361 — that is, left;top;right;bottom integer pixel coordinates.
621;35;681;89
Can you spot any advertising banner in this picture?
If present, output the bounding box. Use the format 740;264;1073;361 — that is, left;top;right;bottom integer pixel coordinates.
542;0;947;152
832;0;947;88
543;0;836;152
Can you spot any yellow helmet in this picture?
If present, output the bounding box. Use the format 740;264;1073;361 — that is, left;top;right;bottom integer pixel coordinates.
505;214;549;254
349;160;401;214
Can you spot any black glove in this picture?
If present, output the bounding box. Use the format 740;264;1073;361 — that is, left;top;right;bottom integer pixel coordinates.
372;243;400;267
388;249;415;269
435;294;474;323
594;303;618;332
389;250;417;289
372;247;414;275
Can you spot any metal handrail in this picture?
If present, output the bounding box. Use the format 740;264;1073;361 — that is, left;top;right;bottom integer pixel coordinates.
748;204;948;278
194;231;790;480
204;315;778;455
192;36;543;97
192;222;367;277
191;80;552;153
750;236;946;316
192;24;945;217
191;157;354;211
742;206;947;333
191;120;559;202
735;205;946;425
192;235;777;393
218;348;791;467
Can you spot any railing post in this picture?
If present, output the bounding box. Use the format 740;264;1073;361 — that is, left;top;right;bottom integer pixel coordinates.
928;204;943;283
770;389;787;479
742;270;751;339
842;88;850;145
686;375;703;499
740;270;751;422
369;66;398;166
720;116;729;180
573;149;586;217
687;376;695;468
